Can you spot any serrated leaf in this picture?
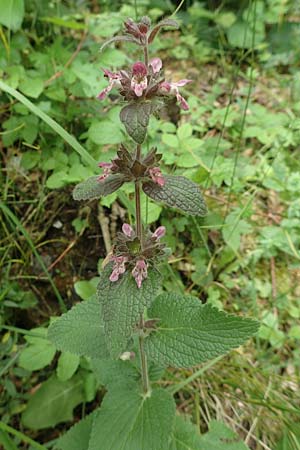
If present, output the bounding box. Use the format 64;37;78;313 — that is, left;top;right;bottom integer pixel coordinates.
198;421;250;450
145;293;259;368
169;416;203;450
55;411;97;450
88;387;175;450
120;102;154;144
73;175;125;201
48;298;108;359
143;175;207;216
91;359;139;388
97;267;161;357
22;375;84;430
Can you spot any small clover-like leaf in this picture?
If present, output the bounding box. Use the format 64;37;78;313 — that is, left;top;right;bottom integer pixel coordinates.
97;266;161;358
120;102;155;144
143;175;207;216
48;297;108;359
88;387;175;450
145;293;259;368
73;174;125;201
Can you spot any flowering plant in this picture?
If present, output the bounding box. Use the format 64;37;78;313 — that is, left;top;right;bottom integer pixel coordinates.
48;15;259;450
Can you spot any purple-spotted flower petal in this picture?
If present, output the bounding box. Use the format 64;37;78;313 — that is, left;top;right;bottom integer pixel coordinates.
109;255;128;282
149;167;165;186
98;162;113;181
159;79;192;110
132;259;148;288
97;69;122;100
149;57;162;74
152;226;166;240
131;62;148;97
122;223;134;237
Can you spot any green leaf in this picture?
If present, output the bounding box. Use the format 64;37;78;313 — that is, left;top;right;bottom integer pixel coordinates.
73;175;125;201
18;328;56;371
97;266;161;357
19;77;44;99
198;421;250;450
57;352;80;381
145;293;259;368
22;375;84;430
120;102;154;144
91;359;139;388
88;387;175;450
143;175;207;216
55;412;96;450
74;277;99;300
48;298;108;359
0;0;24;31
169;416;203;449
88;121;124;145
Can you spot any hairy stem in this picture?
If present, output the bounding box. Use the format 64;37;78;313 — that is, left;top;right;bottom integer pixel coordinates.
135;144;150;394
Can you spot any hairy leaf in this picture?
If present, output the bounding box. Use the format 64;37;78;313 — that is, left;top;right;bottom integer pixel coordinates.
198;421;250;450
169;416;203;450
120;102;154;144
55;411;97;450
88;387;175;450
48;298;108;359
22;375;84;430
145;293;259;368
148;18;179;43
73;174;125;201
100;35;141;51
97;267;161;357
143;175;207;216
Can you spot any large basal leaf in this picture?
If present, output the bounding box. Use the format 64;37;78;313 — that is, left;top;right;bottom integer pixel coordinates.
97;266;161;358
198;421;250;450
145;293;259;368
48;298;108;359
22;374;84;430
73;174;125;201
88;387;175;450
143;175;207;216
55;411;97;450
120;102;154;144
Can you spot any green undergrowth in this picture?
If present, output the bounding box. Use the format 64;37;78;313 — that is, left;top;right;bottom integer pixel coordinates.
1;0;300;449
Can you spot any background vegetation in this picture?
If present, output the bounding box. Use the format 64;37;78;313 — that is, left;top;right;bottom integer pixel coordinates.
1;0;300;448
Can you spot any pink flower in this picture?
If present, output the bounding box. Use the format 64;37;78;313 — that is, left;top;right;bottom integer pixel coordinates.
98;162;113;181
152;226;166;240
132;259;148;288
131;62;148;97
149;57;162;74
122;223;134;237
149;167;165;186
159;79;192;110
97;69;122;100
109;255;128;282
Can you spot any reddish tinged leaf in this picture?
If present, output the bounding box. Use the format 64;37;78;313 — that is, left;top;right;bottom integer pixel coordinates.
143;175;207;216
100;35;141;52
120;102;155;144
148;18;179;43
73;174;125;201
